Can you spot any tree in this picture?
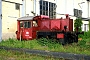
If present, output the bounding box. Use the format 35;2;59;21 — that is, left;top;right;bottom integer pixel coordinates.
74;18;83;32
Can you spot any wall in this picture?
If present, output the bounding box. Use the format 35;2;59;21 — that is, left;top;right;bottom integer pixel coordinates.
56;0;89;18
2;1;20;39
82;21;89;31
56;0;90;31
4;0;22;4
25;0;34;16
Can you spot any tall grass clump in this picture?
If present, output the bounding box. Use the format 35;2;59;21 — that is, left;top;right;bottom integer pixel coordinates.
78;31;90;49
79;31;90;39
37;38;63;51
83;31;90;39
78;38;90;49
0;38;41;49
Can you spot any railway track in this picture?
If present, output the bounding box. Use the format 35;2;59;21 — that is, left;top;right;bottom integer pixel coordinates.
0;46;90;60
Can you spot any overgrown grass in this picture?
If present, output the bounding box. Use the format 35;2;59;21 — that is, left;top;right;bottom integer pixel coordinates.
79;31;90;39
78;31;90;50
0;49;63;60
0;38;90;55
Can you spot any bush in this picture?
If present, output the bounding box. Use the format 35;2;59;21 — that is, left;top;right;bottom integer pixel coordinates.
79;40;86;47
78;31;90;49
74;18;83;32
79;31;90;39
78;38;90;49
37;38;61;49
84;31;90;39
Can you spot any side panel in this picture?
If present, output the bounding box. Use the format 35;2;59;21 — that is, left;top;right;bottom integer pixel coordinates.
16;31;20;40
32;27;39;39
40;20;50;31
17;21;20;32
22;28;32;40
61;20;67;31
51;20;61;30
66;19;69;31
69;19;73;31
16;21;20;39
16;28;23;40
57;33;64;39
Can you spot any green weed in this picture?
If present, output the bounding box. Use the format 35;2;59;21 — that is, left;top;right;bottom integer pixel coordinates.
0;38;90;55
0;49;64;60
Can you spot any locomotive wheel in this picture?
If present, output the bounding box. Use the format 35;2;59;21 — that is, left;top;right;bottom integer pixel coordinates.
37;35;43;39
58;39;65;45
74;36;78;43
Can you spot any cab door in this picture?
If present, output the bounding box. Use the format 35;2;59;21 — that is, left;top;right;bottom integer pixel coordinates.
32;20;39;39
22;21;33;40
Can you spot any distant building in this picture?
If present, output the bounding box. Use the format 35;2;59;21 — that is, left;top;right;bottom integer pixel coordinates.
56;0;90;31
1;0;90;40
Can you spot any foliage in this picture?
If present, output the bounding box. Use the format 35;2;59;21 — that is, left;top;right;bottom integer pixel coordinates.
0;49;62;60
37;38;59;47
74;18;83;32
37;38;62;50
83;31;90;39
78;38;90;49
0;38;90;55
78;31;90;49
79;31;90;39
1;38;41;49
78;31;90;53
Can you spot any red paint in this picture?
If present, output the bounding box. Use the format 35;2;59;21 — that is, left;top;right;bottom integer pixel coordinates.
21;28;32;40
61;19;67;31
40;15;49;18
16;14;73;40
69;19;73;31
57;34;64;39
51;20;60;30
40;20;50;31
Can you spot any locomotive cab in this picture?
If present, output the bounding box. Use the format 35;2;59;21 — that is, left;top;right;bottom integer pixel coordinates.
16;16;38;40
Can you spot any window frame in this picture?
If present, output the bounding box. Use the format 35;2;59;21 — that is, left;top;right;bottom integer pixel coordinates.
39;0;56;19
23;21;31;28
15;3;20;10
74;9;82;17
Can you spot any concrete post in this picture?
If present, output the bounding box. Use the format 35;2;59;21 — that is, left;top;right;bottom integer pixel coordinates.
22;0;26;17
33;0;36;16
0;0;2;42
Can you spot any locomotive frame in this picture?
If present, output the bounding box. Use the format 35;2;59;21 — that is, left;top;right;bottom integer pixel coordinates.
16;14;83;45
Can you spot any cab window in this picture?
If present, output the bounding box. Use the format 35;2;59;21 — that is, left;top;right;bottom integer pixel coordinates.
24;21;31;28
33;20;38;27
20;21;23;28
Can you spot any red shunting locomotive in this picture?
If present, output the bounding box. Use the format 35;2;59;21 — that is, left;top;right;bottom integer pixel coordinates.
16;14;83;44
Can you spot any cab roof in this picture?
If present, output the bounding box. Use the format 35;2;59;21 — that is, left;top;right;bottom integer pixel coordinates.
17;16;35;21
